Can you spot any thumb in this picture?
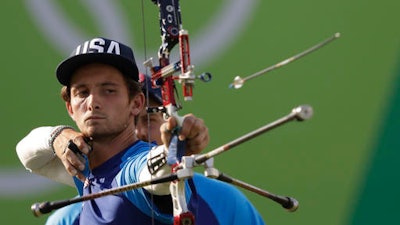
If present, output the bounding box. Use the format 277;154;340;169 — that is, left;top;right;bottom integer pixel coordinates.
160;122;172;149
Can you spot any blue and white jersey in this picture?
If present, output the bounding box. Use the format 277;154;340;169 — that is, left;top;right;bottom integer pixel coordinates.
45;202;81;225
59;140;265;225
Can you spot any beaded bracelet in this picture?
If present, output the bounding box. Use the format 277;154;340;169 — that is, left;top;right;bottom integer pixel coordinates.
48;125;75;153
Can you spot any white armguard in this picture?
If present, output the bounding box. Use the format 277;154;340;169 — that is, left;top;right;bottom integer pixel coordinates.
139;145;171;195
16;126;75;187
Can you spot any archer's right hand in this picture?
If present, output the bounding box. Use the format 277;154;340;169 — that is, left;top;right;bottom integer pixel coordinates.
53;128;92;182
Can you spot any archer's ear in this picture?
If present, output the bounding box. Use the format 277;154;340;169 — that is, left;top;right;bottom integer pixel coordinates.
131;92;145;116
66;102;76;121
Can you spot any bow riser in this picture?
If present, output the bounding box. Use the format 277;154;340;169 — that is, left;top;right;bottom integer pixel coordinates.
178;30;195;101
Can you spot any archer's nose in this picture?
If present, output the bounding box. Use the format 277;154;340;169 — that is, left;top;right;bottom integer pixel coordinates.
87;94;101;111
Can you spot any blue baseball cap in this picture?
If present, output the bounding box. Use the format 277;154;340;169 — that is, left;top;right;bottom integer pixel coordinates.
56;37;139;85
139;73;163;104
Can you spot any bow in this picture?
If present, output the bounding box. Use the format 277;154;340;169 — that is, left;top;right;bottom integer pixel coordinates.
144;0;210;224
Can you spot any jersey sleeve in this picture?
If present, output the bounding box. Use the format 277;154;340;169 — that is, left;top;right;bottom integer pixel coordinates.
115;141;173;224
191;174;266;225
45;201;81;225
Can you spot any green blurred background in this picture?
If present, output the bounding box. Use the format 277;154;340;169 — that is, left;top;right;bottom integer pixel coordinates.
1;0;399;224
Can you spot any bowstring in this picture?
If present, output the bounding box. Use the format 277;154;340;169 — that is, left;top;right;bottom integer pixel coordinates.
139;1;156;225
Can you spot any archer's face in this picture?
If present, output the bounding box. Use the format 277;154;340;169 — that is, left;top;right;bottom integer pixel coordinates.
136;98;164;144
67;63;143;139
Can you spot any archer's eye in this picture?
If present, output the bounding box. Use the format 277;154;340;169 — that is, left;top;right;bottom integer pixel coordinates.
73;89;89;98
105;88;117;94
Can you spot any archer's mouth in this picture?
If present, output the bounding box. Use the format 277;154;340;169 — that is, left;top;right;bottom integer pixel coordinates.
84;115;106;122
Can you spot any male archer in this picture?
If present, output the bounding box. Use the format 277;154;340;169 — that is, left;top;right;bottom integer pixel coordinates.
17;37;265;225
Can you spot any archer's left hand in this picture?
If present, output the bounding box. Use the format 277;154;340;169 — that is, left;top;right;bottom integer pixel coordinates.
161;114;209;155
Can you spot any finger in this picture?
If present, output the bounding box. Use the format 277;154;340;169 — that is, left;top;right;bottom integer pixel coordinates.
183;116;208;141
64;147;86;171
60;157;80;178
83;136;94;153
185;129;209;155
166;116;179;132
160;123;172;148
53;129;82;156
75;172;86;183
70;136;92;155
67;140;82;155
179;116;196;140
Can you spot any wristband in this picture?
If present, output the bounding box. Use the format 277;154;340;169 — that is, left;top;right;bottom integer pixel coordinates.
49;125;75;153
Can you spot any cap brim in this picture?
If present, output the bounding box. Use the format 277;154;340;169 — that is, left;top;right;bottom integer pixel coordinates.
56;53;139;85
